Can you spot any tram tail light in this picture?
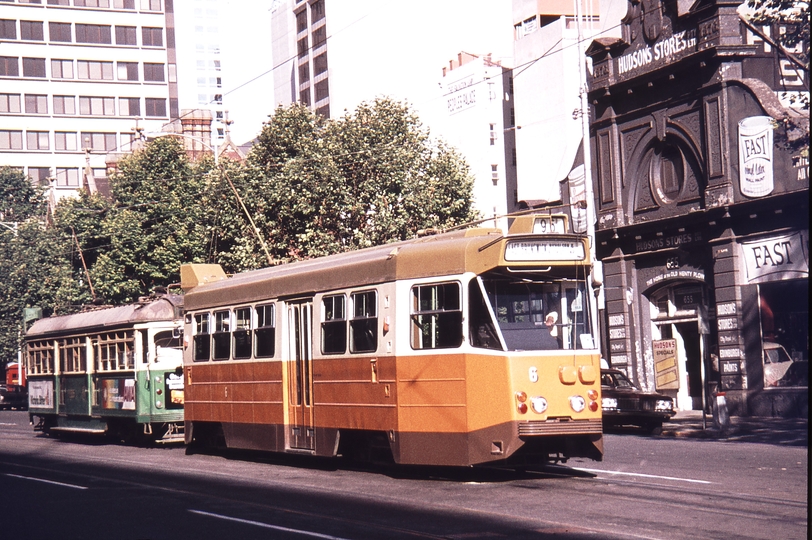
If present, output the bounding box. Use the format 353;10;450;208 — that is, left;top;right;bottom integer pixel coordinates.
587;389;598;401
515;391;528;414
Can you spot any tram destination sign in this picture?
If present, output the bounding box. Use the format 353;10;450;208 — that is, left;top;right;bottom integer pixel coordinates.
505;239;586;262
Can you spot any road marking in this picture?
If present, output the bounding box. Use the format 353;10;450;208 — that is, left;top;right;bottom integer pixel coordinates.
189;509;352;539
5;473;88;490
572;467;712;484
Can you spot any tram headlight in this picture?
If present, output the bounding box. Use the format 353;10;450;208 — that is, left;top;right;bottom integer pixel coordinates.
155;400;163;409
602;397;618;410
569;395;586;413
530;396;548;414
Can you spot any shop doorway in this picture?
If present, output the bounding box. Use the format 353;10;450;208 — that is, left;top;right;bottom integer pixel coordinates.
649;284;708;411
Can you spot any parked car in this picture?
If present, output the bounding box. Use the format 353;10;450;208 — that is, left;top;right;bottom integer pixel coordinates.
601;369;674;434
0;383;28;410
763;341;808;387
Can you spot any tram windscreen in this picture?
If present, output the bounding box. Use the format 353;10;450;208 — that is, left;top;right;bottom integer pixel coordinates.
470;276;594;351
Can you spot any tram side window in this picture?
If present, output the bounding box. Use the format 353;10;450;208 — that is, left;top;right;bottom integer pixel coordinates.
233;306;252;359
255;304;275;358
60;337;87;373
213;310;231;360
26;340;54;375
350;291;377;353
193;313;211;362
322;295;347;354
96;331;134;371
411;282;463;349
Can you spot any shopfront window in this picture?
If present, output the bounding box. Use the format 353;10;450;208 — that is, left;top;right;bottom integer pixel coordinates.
760;280;808;388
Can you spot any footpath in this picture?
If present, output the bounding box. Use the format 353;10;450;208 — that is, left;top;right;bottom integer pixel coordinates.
661;410;808;446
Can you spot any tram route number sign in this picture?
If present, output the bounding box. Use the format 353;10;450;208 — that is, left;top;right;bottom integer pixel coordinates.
653;339;680;391
505;239;586;261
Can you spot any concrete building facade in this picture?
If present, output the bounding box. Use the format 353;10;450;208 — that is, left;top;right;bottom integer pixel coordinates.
0;0;178;203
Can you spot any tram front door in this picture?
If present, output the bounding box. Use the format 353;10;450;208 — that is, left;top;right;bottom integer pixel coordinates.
286;300;315;451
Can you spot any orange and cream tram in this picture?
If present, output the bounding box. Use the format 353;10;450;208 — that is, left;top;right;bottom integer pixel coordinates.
181;216;603;466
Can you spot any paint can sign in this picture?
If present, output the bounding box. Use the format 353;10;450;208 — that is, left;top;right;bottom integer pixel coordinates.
738;116;774;198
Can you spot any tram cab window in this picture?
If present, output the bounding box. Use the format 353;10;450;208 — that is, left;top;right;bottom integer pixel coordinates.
469;280;502;350
350;291;377;353
154;330;182;362
322;295;347;354
213;310;231;360
411;282;463;349
193;313;211;362
478;277;593;351
233;307;252;359
255;304;275;358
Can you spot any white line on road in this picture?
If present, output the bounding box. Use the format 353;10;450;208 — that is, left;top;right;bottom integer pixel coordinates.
5;473;88;489
189;509;353;540
572;467;712;484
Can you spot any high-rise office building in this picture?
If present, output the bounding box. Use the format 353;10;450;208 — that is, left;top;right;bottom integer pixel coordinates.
0;0;178;203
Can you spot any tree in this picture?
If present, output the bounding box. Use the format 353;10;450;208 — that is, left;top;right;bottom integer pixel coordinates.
236;98;479;265
60;137;217;304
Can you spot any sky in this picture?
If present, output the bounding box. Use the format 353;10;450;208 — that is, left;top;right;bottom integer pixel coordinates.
214;0;516;144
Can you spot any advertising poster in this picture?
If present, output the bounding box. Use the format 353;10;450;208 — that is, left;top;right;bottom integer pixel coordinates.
653;339;680;390
101;378;136;410
28;380;53;408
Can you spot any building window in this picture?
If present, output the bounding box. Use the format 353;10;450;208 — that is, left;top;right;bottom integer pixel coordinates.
314;53;327;76
25;94;47;113
47;0;71;6
51;59;74;78
0;93;21;113
23;58;46;78
20;21;44;41
489;123;496;145
350;291;377;353
144;98;166;117
491;164;499;185
53;95;75;115
79;96;115;116
143;63;164;82
760;280;808;388
119;97;139;116
55;167;80;187
117;61;138;81
312;25;326;48
55;132;77;151
141;0;161;11
80;132;116;151
299;89;310;107
0;130;24;150
77;60;114;80
311;0;325;24
75;0;111;7
649;144;684;204
315;79;329;102
141;27;162;47
27;131;49;150
296;10;307;33
48;22;72;42
321;295;346;355
297;37;308;59
299;63;310;83
115;25;136;45
113;0;135;9
0;56;19;76
411;282;462;349
28;167;50;185
75;24;112;44
0;19;16;40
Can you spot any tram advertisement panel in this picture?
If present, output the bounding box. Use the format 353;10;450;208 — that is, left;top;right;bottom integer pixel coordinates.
101;378;136;410
28;380;53;408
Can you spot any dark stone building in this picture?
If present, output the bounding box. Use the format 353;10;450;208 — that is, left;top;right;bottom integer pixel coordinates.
586;0;808;417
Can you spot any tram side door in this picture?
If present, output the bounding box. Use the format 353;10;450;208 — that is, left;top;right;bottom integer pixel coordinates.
286;300;315;451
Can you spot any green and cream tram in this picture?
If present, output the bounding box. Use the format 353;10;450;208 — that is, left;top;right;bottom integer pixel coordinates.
25;294;185;442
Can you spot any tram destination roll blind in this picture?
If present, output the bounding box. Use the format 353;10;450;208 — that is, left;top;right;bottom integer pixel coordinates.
504;239;586;261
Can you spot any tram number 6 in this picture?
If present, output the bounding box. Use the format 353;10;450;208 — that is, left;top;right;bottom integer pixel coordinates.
529;366;538;383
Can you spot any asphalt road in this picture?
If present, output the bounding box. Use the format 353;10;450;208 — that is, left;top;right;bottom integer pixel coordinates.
0;410;807;540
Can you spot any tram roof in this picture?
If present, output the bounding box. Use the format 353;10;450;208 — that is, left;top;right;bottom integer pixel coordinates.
183;227;511;310
25;294;183;339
